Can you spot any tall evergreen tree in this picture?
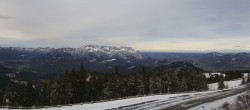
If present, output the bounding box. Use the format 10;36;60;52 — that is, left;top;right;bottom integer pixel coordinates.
40;81;51;106
49;80;57;105
218;74;225;90
155;76;163;93
78;64;89;102
23;81;35;107
247;73;250;83
124;75;137;96
103;77;121;99
201;74;208;90
137;77;145;95
170;73;180;92
180;77;188;92
103;66;121;99
161;73;170;93
242;77;246;85
2;85;15;106
194;74;208;91
149;77;155;94
114;65;119;76
136;67;147;95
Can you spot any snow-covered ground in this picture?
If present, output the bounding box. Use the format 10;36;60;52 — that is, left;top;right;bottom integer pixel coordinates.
189;79;245;110
189;91;246;110
208;78;242;91
35;90;225;110
37;88;244;110
4;79;245;110
36;79;243;110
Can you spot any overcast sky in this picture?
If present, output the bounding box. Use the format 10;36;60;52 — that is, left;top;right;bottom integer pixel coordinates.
0;0;250;52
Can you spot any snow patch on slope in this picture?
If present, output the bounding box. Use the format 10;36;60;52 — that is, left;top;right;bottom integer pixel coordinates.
208;79;242;91
75;45;146;60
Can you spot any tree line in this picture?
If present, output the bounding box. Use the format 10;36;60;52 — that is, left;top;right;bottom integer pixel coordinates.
1;64;209;107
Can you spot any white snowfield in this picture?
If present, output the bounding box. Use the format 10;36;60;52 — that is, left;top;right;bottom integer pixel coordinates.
4;79;244;110
208;78;242;91
0;45;147;61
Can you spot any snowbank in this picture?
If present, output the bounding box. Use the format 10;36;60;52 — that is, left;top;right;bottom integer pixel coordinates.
36;91;218;110
208;79;242;91
189;91;247;110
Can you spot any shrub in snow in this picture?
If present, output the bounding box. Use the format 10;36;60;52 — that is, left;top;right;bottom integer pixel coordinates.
221;102;230;110
219;91;250;110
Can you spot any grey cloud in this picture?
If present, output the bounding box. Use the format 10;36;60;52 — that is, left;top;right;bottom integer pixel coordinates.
0;15;12;20
1;0;250;51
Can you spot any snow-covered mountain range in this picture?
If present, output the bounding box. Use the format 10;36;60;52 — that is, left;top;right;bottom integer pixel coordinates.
75;45;146;60
0;45;147;61
1;45;250;76
0;45;152;75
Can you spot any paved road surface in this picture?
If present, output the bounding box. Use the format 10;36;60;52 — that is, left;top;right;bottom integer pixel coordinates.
162;86;250;110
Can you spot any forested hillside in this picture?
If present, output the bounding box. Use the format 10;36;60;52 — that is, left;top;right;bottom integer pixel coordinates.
0;62;209;107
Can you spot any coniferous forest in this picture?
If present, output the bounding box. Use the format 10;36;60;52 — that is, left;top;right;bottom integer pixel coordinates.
0;62;210;107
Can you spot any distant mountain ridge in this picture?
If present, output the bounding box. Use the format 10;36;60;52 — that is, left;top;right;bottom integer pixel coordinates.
0;45;151;75
197;52;250;71
0;45;147;60
1;45;250;76
145;52;250;71
1;45;250;89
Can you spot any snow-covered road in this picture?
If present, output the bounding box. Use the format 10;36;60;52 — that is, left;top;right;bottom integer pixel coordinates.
35;90;218;110
34;87;248;110
189;91;247;110
161;86;248;110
